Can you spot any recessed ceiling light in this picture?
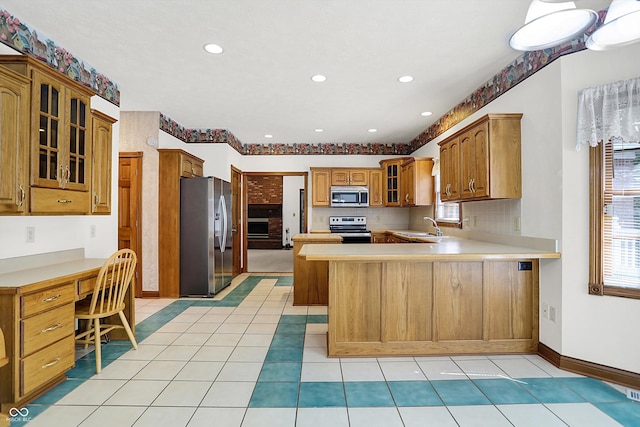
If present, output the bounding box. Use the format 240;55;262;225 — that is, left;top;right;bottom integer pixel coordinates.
311;74;327;82
264;134;273;138
203;43;224;54
314;129;324;133
398;75;414;83
421;111;433;117
368;129;378;133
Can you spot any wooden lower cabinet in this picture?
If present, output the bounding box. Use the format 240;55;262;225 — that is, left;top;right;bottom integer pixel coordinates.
327;259;538;357
292;234;341;305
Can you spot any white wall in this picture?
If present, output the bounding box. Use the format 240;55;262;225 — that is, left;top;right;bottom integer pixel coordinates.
0;95;119;260
559;46;640;373
283;175;304;244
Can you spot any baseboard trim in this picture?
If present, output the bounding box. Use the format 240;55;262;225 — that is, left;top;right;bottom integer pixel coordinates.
538;343;640;389
141;290;160;298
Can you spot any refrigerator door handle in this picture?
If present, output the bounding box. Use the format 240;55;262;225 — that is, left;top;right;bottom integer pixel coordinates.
219;194;227;253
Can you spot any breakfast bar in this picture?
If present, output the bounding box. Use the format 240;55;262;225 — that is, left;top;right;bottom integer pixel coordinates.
299;238;560;357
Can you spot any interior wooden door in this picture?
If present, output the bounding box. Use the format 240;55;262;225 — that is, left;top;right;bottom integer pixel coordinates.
231;166;243;275
118;152;143;297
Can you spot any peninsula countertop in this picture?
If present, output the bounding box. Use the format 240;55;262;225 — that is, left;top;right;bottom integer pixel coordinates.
298;237;561;261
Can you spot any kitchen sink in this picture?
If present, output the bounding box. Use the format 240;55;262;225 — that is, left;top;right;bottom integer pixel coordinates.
397;232;449;238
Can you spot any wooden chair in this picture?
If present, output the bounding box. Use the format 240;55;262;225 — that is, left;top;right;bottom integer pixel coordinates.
75;249;138;373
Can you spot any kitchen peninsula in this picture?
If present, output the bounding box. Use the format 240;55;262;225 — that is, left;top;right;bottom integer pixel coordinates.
299;238;560;357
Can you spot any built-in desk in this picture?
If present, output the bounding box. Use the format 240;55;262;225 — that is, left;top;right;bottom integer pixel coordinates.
0;249;135;412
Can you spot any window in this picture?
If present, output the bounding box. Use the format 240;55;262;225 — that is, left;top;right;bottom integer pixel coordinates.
589;140;640;299
434;173;461;227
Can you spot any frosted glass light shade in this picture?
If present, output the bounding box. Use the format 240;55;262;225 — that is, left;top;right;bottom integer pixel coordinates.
587;0;640;50
509;0;597;51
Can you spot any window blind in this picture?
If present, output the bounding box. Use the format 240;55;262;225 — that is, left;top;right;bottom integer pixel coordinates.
603;140;640;289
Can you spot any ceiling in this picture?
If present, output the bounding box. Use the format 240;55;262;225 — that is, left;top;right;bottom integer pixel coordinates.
0;0;611;146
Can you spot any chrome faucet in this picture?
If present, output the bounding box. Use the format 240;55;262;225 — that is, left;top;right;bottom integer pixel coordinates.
423;217;443;236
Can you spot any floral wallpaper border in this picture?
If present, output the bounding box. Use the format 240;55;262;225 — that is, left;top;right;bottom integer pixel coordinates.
0;8;120;105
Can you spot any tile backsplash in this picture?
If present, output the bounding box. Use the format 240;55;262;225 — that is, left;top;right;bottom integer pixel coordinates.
311;207;410;231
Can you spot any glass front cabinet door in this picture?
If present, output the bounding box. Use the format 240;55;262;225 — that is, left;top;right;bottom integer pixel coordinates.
32;70;92;192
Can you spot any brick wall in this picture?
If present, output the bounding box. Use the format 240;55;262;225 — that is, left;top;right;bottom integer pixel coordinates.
247;175;283;204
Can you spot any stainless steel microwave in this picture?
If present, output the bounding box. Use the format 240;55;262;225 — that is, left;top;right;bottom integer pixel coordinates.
330;186;369;207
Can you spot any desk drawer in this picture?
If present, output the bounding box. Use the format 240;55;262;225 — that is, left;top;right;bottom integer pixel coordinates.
21;303;75;357
77;276;97;300
21;283;76;318
21;334;74;396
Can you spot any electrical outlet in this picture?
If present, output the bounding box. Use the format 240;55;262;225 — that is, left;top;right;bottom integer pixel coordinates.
549;306;557;322
514;216;521;232
473;216;478;227
90;225;96;238
542;303;549;319
25;227;35;243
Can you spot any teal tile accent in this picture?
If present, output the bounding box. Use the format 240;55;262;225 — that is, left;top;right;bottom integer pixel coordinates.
258;362;302;382
558;377;628;403
265;347;304;362
344;382;395;407
595;401;640;426
518;378;585;403
276;323;307;335
299;382;346;407
276;276;293;286
279;315;307;324
31;379;84;404
473;379;537;405
249;382;299;407
430;380;491;406
270;334;305;348
388;381;443;407
14;404;48;426
66;358;101;379
307;315;328;324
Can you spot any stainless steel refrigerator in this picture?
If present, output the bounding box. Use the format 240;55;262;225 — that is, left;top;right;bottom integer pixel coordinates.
180;176;232;296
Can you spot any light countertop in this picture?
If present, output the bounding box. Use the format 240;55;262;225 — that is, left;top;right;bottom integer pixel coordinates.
298;237;560;261
0;258;106;289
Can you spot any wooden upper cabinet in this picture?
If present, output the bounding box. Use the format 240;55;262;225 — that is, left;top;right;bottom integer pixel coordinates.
0;65;30;214
439;113;522;202
311;168;331;207
439;137;460;202
368;169;383;207
331;168;368;186
0;56;96;214
180;152;203;178
91;110;117;214
401;157;434;207
379;158;408;207
30;69;93;193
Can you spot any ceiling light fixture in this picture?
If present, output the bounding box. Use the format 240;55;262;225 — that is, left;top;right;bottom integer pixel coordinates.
586;0;640;50
509;0;597;51
311;74;327;82
398;75;414;83
203;43;224;54
368;129;378;133
421;111;433;117
314;129;324;133
264;134;273;138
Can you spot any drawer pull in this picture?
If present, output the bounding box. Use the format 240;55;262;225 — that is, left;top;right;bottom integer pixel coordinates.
42;357;61;368
57;199;72;204
42;294;61;303
42;323;62;333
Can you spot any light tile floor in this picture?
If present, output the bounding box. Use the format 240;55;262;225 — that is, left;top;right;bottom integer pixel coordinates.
13;273;640;426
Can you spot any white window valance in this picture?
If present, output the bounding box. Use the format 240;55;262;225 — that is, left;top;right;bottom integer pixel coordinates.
576;76;640;150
